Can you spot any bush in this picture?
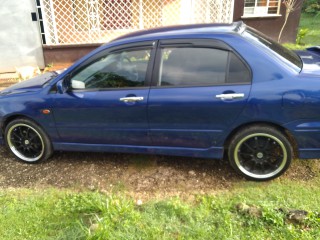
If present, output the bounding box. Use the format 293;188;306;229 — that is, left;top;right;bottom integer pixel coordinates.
303;0;320;14
296;28;309;45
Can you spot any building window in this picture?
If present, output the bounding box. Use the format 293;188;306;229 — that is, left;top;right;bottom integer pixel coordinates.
243;0;281;17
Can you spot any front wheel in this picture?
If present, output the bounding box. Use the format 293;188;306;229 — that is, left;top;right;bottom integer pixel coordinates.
228;126;292;181
5;118;53;163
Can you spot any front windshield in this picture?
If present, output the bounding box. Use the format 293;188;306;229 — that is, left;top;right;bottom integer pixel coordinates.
242;27;302;72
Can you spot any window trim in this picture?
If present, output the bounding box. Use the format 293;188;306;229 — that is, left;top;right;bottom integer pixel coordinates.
66;41;157;92
242;0;282;18
151;39;252;89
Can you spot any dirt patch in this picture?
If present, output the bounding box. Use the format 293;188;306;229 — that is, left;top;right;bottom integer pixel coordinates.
0;146;238;197
0;146;319;199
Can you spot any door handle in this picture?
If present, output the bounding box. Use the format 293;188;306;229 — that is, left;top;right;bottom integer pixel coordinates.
119;96;144;103
215;93;245;100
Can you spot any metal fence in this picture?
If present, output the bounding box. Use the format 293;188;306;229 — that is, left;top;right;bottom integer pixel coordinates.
38;0;235;45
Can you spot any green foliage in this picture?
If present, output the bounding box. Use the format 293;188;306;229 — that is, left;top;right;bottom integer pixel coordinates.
303;0;320;14
82;185;320;239
299;13;320;46
283;12;320;49
46;63;54;68
261;206;284;226
296;28;310;45
283;43;309;50
0;189;86;240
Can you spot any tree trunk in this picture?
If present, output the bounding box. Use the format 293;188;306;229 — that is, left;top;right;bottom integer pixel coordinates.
278;10;290;43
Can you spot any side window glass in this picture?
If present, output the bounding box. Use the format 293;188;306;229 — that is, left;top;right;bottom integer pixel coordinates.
71;49;151;89
158;47;228;86
227;52;251;83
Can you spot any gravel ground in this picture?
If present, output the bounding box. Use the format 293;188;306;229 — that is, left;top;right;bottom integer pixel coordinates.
1;145;319;200
0;146;238;197
0;78;319;199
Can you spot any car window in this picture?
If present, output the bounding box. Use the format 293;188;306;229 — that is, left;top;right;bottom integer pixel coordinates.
71;49;151;89
158;47;250;86
228;52;251;83
243;27;302;72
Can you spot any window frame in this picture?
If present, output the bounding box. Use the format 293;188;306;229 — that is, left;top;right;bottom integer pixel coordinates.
242;0;282;18
151;39;252;88
67;41;157;92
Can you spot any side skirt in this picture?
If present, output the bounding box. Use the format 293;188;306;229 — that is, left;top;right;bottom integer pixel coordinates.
53;142;224;159
299;148;320;159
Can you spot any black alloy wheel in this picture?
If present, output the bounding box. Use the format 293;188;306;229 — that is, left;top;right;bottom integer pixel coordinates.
228;125;292;181
5;118;53;162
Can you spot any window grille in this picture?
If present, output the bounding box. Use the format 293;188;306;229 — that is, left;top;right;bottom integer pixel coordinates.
39;0;235;45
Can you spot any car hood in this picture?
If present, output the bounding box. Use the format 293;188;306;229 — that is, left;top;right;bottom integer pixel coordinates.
0;71;59;95
296;47;320;75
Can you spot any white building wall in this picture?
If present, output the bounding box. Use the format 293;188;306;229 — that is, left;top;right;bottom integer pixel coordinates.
0;0;44;73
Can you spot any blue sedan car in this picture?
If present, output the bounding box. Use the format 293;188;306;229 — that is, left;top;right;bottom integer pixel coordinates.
1;22;319;181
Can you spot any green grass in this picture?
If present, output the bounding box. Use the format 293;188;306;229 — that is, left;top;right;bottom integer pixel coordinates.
1;176;319;240
298;13;320;46
283;13;320;50
0;189;86;239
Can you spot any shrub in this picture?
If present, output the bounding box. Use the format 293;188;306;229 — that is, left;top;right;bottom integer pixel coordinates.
303;0;320;14
296;28;309;45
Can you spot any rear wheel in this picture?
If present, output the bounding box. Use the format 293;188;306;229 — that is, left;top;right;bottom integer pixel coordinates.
228;125;292;181
5;118;53;163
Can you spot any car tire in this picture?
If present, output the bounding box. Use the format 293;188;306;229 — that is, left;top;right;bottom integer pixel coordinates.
228;125;292;181
4;118;53;163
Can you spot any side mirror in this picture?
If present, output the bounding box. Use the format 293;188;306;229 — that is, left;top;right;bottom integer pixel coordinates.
71;80;85;89
56;78;69;94
57;74;72;94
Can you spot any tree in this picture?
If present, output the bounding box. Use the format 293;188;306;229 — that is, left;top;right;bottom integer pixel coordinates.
278;0;300;43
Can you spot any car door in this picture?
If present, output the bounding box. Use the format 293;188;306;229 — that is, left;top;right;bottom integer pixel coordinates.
51;41;156;145
147;39;252;148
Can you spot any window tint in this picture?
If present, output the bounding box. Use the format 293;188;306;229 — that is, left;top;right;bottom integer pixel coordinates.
243;27;302;71
159;48;228;86
71;49;151;89
158;47;250;86
228;52;251;83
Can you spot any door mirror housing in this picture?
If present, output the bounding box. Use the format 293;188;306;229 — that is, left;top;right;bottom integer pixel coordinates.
71;80;85;89
57;75;71;94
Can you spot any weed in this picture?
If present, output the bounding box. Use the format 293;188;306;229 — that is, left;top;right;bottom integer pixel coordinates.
296;28;310;45
283;13;320;50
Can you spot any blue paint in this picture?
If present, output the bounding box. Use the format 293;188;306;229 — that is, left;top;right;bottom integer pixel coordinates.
1;22;320;160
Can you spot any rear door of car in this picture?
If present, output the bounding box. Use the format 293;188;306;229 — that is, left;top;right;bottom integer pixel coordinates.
147;39;252;148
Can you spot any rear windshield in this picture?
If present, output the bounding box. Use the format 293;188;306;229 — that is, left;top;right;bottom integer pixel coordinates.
242;27;302;72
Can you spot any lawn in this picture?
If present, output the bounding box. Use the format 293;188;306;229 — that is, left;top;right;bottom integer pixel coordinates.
284;13;320;49
1;173;319;240
298;13;320;46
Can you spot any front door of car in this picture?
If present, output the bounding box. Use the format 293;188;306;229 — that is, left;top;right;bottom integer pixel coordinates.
147;39;252;149
51;42;155;145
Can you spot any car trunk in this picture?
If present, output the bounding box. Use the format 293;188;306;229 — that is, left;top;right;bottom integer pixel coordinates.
295;46;320;75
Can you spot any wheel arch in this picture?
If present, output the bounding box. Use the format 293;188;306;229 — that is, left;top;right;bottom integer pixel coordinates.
1;114;44;136
223;121;298;158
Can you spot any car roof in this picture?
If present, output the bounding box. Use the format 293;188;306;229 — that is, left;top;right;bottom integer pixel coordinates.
111;21;245;43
